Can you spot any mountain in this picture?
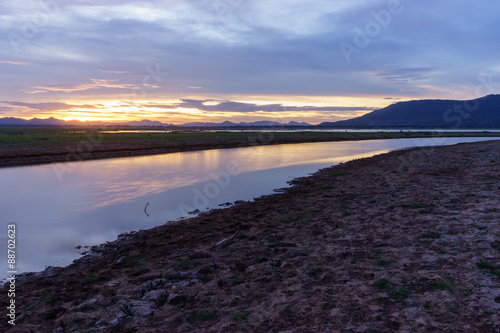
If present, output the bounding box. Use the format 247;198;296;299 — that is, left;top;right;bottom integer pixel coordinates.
0;117;311;127
286;121;311;126
122;119;169;127
179;121;311;127
0;117;171;127
319;95;500;128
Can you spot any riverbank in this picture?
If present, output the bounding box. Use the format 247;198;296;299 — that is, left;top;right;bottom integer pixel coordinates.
1;127;500;168
2;140;500;332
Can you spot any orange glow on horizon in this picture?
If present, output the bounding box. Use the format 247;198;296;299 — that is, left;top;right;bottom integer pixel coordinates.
6;95;387;125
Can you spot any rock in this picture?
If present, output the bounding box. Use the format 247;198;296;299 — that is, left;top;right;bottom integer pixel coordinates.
151;278;167;289
171;250;194;258
108;281;120;287
117;256;127;264
280;249;308;260
56;312;89;326
119;300;155;317
168;294;188;305
268;242;298;248
198;265;214;275
189;251;212;259
130;301;155;317
164;272;200;281
75;298;100;312
231;260;247;272
143;290;168;308
42;307;66;320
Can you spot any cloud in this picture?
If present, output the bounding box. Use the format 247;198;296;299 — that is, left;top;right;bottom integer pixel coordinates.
2;101;97;111
1;0;500;123
0;60;33;65
372;68;435;85
97;69;134;74
144;99;374;113
27;79;141;94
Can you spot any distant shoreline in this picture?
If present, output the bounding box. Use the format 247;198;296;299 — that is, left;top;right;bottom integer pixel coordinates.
1;128;500;168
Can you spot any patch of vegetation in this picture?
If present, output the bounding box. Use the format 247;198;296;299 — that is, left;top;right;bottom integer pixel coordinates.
342;210;353;217
424;301;432;310
82;275;98;285
476;259;500;276
329;171;352;177
233;311;251;322
129;266;151;277
389;288;411;301
317;185;336;190
39;294;55;303
194;309;218;321
374;277;392;290
476;259;498;270
175;258;193;270
230;299;241;307
410;203;426;209
371;249;384;254
376;259;393;267
307;266;323;277
428;277;455;292
373;277;410;301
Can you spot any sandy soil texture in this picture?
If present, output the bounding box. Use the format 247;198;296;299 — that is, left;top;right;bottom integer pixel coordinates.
1;140;499;332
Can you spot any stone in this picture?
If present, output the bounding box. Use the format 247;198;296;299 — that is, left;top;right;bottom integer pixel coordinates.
143;289;168;308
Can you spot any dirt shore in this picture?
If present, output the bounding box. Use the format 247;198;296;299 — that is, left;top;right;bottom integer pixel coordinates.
1;140;500;332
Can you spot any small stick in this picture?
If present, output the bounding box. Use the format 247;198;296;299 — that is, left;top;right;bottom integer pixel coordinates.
144;202;150;217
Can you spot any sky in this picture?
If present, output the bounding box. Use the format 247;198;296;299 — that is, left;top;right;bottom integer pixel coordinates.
1;0;500;125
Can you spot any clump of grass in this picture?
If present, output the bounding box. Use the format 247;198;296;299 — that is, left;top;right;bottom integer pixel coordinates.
342;210;353;217
129;266;151;277
428;276;455;292
389;288;411;300
317;185;336;190
410;203;426;209
424;301;432;310
371;249;384;254
39;294;55;303
329;171;352;177
233;311;251;322
376;259;393;267
82;275;98;285
307;266;323;277
230;299;241;307
194;309;218;321
476;259;500;276
373;277;410;301
176;259;193;270
374;278;392;290
476;260;498;270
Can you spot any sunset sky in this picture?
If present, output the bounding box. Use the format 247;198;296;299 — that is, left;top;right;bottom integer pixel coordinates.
1;0;499;124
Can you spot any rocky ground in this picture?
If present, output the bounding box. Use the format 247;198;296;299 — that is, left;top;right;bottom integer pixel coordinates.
1;140;500;332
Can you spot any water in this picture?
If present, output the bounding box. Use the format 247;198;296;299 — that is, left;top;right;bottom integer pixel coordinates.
0;137;498;279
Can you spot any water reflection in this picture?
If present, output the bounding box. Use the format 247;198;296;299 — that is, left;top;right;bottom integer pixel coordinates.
0;137;498;279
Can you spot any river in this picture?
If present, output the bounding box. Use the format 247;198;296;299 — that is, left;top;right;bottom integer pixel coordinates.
0;137;498;279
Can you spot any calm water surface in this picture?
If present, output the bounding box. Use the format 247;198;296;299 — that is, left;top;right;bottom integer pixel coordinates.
0;137;498;279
